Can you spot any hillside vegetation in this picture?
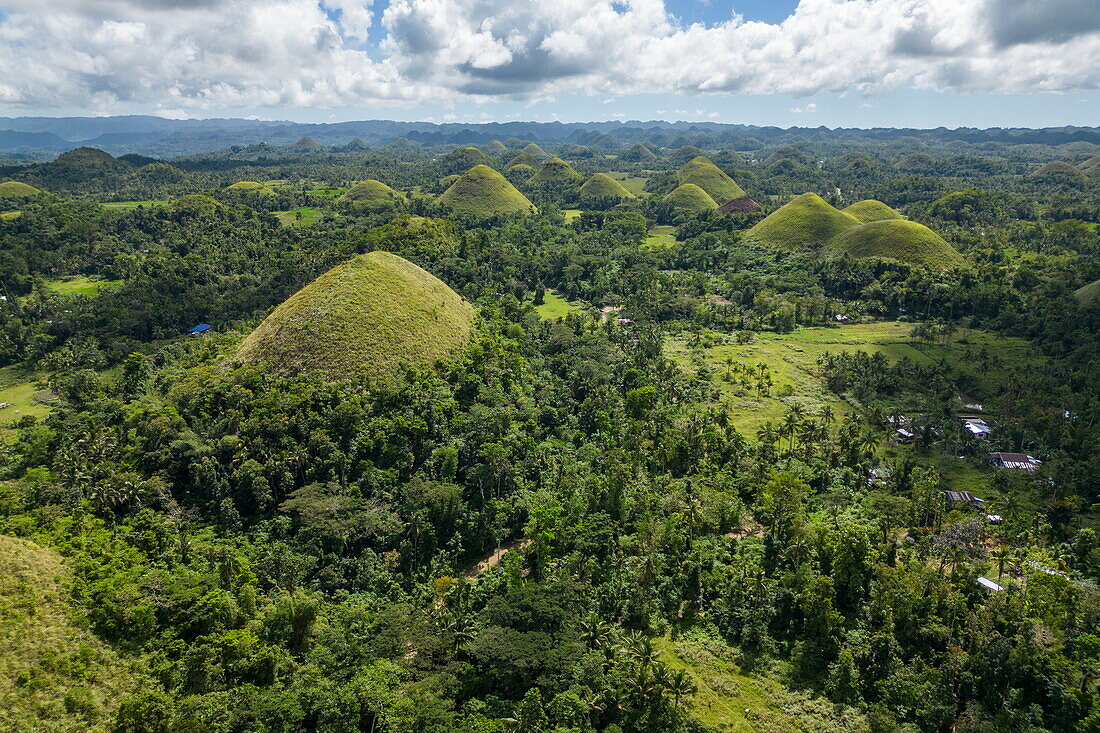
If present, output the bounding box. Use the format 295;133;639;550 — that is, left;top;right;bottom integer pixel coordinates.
677;156;746;202
0;535;145;731
0;181;44;198
438;165;535;217
1075;278;1100;305
236;251;476;381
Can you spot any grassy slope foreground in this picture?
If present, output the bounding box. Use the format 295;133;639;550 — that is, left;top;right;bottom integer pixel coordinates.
677;156;747;203
1075;278;1100;305
438;165;535;217
0;535;144;731
236;251;476;381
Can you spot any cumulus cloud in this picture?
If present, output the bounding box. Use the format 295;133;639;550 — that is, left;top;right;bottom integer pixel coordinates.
0;0;1097;112
791;103;818;114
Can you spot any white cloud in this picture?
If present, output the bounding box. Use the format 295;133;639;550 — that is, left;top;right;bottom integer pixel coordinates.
0;0;1097;112
791;103;818;114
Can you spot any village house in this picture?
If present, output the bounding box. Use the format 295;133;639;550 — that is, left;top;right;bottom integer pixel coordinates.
989;452;1041;473
959;416;992;440
944;490;985;510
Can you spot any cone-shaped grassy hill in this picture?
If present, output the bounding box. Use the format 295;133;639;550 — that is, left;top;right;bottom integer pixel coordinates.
529;157;582;184
671;146;705;164
438;165;535;217
664;184;718;213
54;147;120;167
507;152;540;170
677;156;746;203
579;173;634;201
486;140;508;155
1080;156;1100;175
440;147;493;175
1074;278;1100;305
339;180;404;210
621;144;657;162
828;219;963;268
1031;161;1084;182
522;142;549;160
237;251;475;381
226;180;274;194
745;193;861;250
0;181;44;198
345;137;368;150
842;199;904;224
294;136;323;150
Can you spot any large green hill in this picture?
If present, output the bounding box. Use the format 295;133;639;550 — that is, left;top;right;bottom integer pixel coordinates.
485;140;508;155
1031;161;1085;183
439;147;494;175
745;193;860;250
529;157;582;184
438;165;535;217
841;199;904;223
579;173;634;201
828;219;963;267
0;181;44;198
677;156;746;203
522;142;549;160
664;183;719;213
339;179;404;210
620;144;656;163
226;180;274;195
506;152;540;170
237;251;476;381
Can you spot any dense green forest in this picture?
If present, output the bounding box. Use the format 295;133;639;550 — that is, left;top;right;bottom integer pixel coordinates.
0;133;1098;732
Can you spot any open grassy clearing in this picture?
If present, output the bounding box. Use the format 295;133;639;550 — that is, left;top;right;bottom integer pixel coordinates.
645;225;678;248
0;368;51;439
43;276;122;298
533;290;584;319
562;209;583;222
275;207;324;226
606;171;649;196
666;321;1039;435
99;200;167;210
0;535;146;731
656;636;868;732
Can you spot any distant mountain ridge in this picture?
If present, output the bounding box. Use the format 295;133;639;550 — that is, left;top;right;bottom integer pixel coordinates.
0;115;1098;159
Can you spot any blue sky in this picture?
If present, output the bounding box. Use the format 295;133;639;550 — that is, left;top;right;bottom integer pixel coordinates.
1;0;1098;129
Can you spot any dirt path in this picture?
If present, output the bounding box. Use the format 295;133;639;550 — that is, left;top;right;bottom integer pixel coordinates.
465;539;532;580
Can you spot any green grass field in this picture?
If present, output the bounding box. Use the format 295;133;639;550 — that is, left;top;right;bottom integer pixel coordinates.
645;225;678;249
100;200;168;210
0;368;51;439
666;321;1038;435
0;535;146;730
275;207;324;226
533;290;584;319
237;251;476;381
657;636;868;732
607;172;649;196
562;209;583;222
43;276;122;298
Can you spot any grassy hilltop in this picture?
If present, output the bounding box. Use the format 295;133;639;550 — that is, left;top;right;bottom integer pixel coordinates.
1075;278;1100;305
664;183;719;213
237;251;476;382
677;156;746;203
747;192;961;267
529;157;582;184
0;181;44;198
579;173;634;201
338;179;404;210
438;165;535;217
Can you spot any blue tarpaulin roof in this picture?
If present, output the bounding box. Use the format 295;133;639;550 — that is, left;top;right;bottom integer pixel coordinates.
188;323;212;333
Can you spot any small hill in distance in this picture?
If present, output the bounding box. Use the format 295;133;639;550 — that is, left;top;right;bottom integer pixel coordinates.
294;136;323;151
339;179;404;211
529;157;582;184
829;219;963;268
670;145;705;164
1075;278;1100;305
579;173;634;202
344;137;368;150
485;140;508;155
236;251;476;382
1031;161;1084;183
716;196;762;214
677;156;746;203
438;165;535;217
53;147;123;167
664;183;718;213
842;199;904;223
0;181;44;198
506;152;540;170
522;142;549;160
745;193;860;250
620;143;657;163
439;146;494;175
1080;156;1100;175
226;180;273;194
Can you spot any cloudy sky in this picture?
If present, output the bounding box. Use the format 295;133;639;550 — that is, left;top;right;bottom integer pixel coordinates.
0;0;1097;127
